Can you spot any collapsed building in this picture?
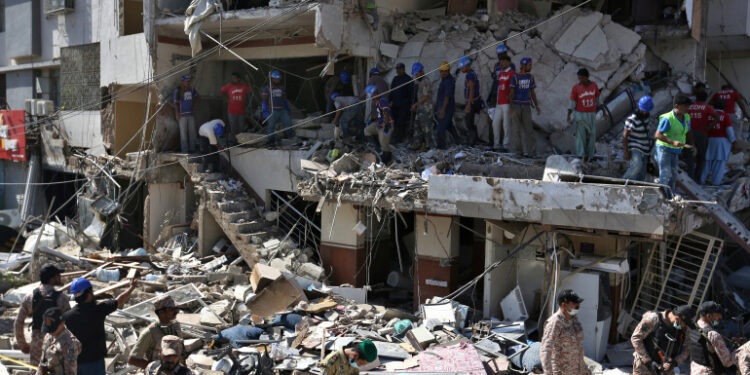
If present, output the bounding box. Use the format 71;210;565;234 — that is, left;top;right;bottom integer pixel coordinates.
1;0;750;374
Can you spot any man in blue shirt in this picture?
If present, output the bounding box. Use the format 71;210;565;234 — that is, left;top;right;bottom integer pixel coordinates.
390;63;414;144
435;61;460;149
654;94;696;196
363;85;394;164
262;70;294;146
508;57;541;157
458;56;482;146
172;75;200;153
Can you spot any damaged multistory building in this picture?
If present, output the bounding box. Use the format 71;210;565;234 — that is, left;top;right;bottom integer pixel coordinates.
1;0;750;374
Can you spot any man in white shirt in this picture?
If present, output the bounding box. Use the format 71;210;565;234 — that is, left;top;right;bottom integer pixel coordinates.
331;93;364;140
198;119;225;173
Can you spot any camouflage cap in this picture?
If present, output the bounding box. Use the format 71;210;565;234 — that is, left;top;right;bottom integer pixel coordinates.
153;295;176;311
161;335;182;356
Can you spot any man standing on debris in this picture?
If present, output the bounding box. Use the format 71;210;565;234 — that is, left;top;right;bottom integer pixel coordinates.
691;301;737;375
196;119;226;173
128;295;184;369
655;94;696;195
38;307;81;375
540;289;590;375
490;53;515;151
711;84;750;136
221;72;251;145
366;68;389;123
173;75;200;154
390;62;414;144
410;62;434;150
622;96;655;181
688;91;718;181
458;56;482;146
508;57;540;157
700;99;736;186
145;336;192;375
630;305;694;375
568;68;605;162
14;264;69;368
364;85;394;164
435;61;460;149
321;340;378;375
63;277;137;375
331;93;364;141
263;70;294;146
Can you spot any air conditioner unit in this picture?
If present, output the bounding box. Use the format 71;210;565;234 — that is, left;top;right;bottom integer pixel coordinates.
500;285;528;322
45;0;74;15
36;100;53;116
25;99;37;116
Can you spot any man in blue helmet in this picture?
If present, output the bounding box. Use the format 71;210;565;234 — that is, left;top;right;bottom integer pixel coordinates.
508;57;540;157
458;56;482;146
326;71;354;121
173;75;200;154
410;62;435;150
622;96;655;181
366;68;389;123
197;119;226;173
390;62;414;144
363;85;394;164
262;70;294;146
63;277;137;375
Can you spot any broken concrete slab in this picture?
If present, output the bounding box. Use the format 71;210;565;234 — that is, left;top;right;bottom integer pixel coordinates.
246;276;308;317
380;42;400;58
602;18;641;55
538;7;584;45
553;12;603;55
399;40;425;58
572;25;608;62
250;263;282;292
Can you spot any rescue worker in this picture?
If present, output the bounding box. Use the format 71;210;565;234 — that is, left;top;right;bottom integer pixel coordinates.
687;91;718;181
410;62;435;150
145;336;192;375
326;71;354;121
622;96;655;181
711;84;750;135
568;68;606;163
508;57;540;157
128;295;184;369
655;94;696;196
363;85;394;164
320;340;378;375
14;264;69;368
220;72;251;145
390;62;414;144
196;119;225;173
331;93;364;141
262;70;294;146
540;289;591;375
38;308;81;375
172;75;199;154
735;340;750;375
490;53;514;151
630;305;694;375
458;56;482;146
365;68;389;123
435;61;460;148
691;301;737;375
701;99;736;186
63;277;137;375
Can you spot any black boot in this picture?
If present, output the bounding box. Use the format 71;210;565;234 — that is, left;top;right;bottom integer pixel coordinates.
381;151;392;165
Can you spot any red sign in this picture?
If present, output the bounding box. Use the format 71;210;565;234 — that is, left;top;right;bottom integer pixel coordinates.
0;110;27;161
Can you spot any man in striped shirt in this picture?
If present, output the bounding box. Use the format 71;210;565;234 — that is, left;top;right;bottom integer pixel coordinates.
622;96;654;181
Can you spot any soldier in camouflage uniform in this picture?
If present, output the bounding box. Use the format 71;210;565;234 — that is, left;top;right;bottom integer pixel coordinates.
410;62;435;150
15;265;70;368
540;289;591;375
691;301;737;375
631;305;694;375
735;341;750;375
145;336;192;375
38;308;81;375
128;295;184;369
320;340;378;375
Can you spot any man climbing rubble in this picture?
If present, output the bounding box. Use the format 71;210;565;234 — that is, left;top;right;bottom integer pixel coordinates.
630;304;694;375
690;301;737;375
655;94;696;196
458;56;482;146
540;289;590;375
435;61;460;149
38;307;81;375
14;264;70;368
263;70;294;146
321;340;378;375
568;68;606;163
364;85;394;164
128;295;184;369
508;57;540;157
145;335;192;375
63;277;137;375
622;96;654;181
410;62;435;150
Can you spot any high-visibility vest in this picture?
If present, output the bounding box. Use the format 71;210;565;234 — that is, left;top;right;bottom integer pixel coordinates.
656;110;690;149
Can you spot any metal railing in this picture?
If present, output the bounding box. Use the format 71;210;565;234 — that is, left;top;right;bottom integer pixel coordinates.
270;190;321;257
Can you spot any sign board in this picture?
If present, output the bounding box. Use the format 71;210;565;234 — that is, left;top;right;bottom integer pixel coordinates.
0;110;27;161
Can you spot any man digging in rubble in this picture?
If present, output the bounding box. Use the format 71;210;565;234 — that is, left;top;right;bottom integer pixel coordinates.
14;264;70;369
410;62;435;151
364;85;394;164
197;119;226;173
128;295;184;369
63;277;137;375
435;61;460;149
655;94;696;197
691;301;737;375
630;304;694;375
540;289;590;375
508;57;540;157
568;68;606;163
622;96;655;181
38;307;81;375
145;335;192;375
458;56;482;146
321;340;377;375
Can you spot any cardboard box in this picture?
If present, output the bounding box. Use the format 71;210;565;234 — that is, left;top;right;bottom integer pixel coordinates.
250;263;282;292
246;276;308;317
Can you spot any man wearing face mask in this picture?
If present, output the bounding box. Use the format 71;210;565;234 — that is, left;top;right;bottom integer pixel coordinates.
540;290;591;375
145;336;192;375
631;305;694;375
321;340;378;375
128;295;184;369
691;302;737;375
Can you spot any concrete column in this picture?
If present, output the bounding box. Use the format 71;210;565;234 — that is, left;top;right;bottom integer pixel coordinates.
319;202;366;286
482;221;517;318
145;182;187;245
413;214;460;306
198;203;224;256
